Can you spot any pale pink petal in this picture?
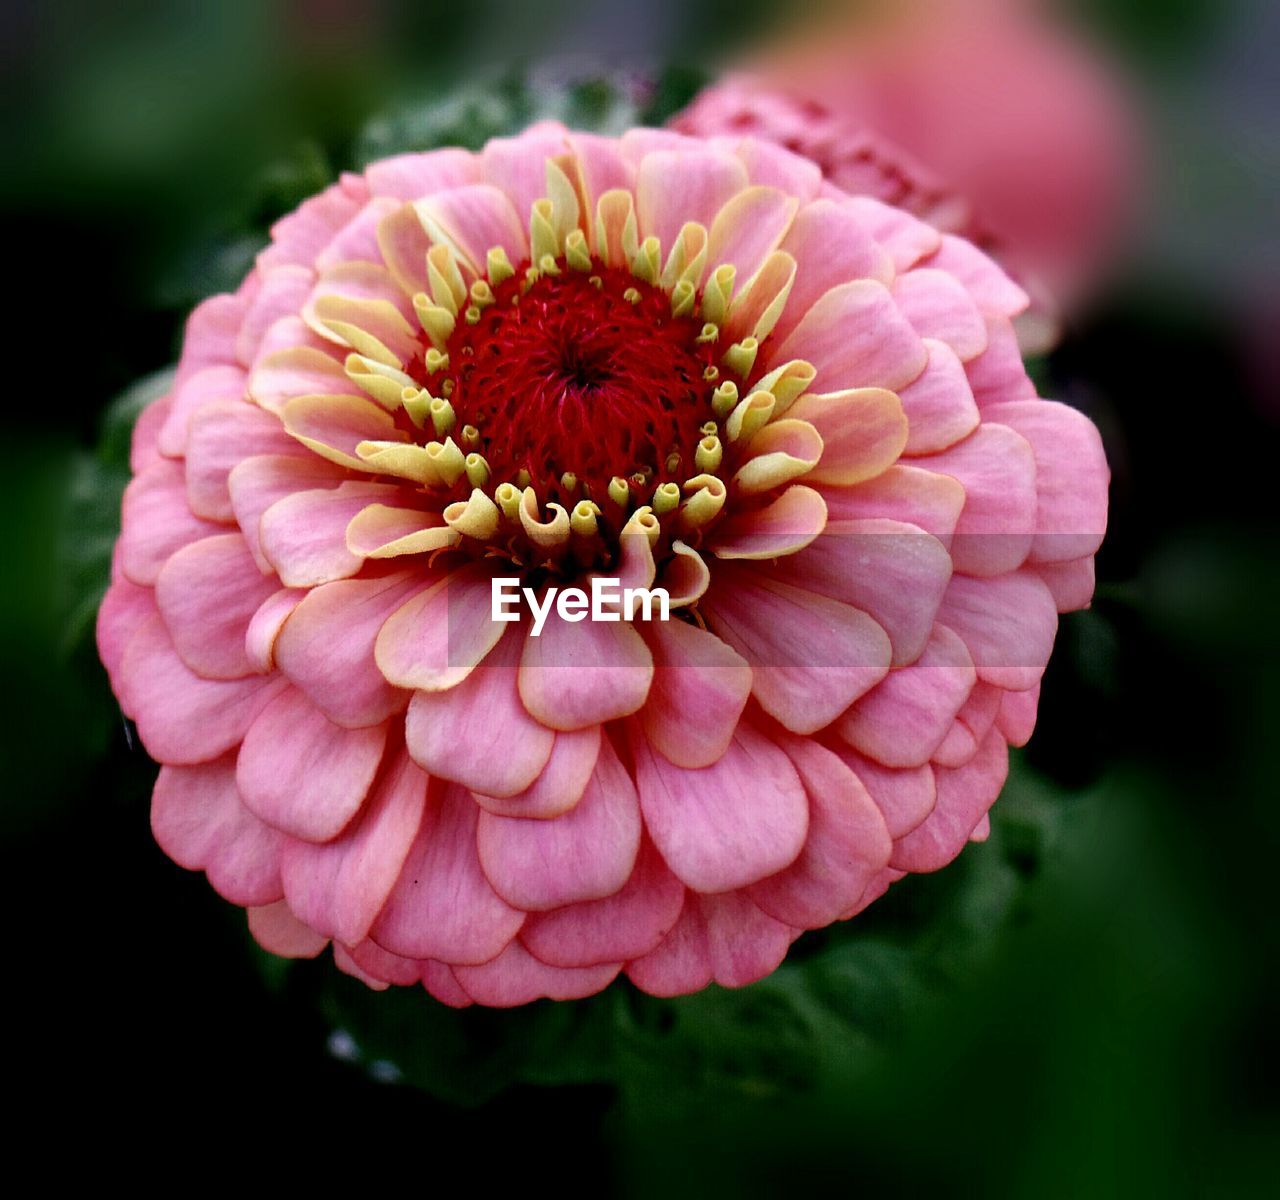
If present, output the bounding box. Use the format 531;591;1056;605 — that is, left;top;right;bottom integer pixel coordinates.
374;562;505;692
370;781;525;965
476;737;641;912
173;294;248;391
280;746;428;946
275;571;421;727
471;725;601;819
481;121;571;218
520;835;684;968
773;200;894;344
247;900;328;959
633;722;808;893
280;393;404;469
837;624;977;768
259;481;402;588
236;686;387;842
925;234;1030;318
227;453;347;574
518;611;654;732
703;566;891;735
158;364;246;458
314;197;402;272
705;186;798;284
766;518;952;667
638;618;751;769
731;137;823;199
984;399;1110;563
775;279;928;393
414;184;528;274
914;424;1037;577
185;399;302;522
896;338;981;455
708;485;828;561
244;588;305;674
938;570;1058;691
820;465;965;545
152;754;284;906
365;148;482;200
966;318;1037;408
892;729;1009;872
566;132;637;210
248;346;360;414
155;533;279;679
259;178;366;271
893;268;989;361
405;624;554;798
120;616;284;764
788;389;907;487
452;939;619;1007
845;196;942;272
236;266;314;366
635;148;748;249
748;737;892;929
130;393;171;473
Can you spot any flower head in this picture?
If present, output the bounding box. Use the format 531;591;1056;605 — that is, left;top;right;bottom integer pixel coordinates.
99;121;1108;1006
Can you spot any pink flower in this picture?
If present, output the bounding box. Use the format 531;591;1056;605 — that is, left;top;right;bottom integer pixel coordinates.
98;121;1108;1007
673;0;1140;348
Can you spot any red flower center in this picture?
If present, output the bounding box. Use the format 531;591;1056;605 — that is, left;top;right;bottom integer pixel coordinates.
434;262;719;507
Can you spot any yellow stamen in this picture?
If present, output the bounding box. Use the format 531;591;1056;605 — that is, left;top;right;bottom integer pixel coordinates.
460;424;480;449
565;229;592;272
712;380;739;418
695;322;719;345
679;473;727;531
425;436;466;487
486;246;515;284
608;476;630;507
427;244;467;314
494;481;522;520
464;452;490;488
695;435;723;472
652;482;680;514
623;287;641;305
429;396;455;437
750;359;817;413
723;337;759;378
670;279;696;318
625;505;661;546
530;198;559;263
412;294;456;349
570;500;601;537
518;487;571;548
700;264;735;326
425;348;449;374
355;440;441;486
726;390;776;442
560;472;579;495
444;488;500;540
402;387;432;429
630;235;661;285
470;280;494;309
344;354;416;410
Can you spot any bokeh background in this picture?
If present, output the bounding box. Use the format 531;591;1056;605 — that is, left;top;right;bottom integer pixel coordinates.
4;1;1277;1191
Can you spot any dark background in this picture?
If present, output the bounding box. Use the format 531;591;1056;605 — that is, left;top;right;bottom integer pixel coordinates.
3;1;1277;1191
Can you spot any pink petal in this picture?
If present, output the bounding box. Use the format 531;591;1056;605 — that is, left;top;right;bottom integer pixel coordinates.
820;465;965;545
97;575;159;703
844;196;942;272
997;684;1041;747
730;137;823;200
471;725;601;819
314;196;403;272
938;570;1059;691
638;618;751;769
748;737;892;929
933;681;1003;769
365;148;482;200
914;424;1037;577
520;835;685;968
173;293;248;391
260;179;366;270
476;737;641;912
130;393;171;473
765;518;952;667
773;200;894;344
405;624;554;798
247;900;328;959
155;533;279;679
275;571;420;727
414;184;529;274
635;148;748;249
925;234;1030;319
421;960;474;1007
236;266;315;367
481;121;572;219
893;268;989;362
185;399;303;522
228;454;347;574
518;611;654;732
623;897;710;997
837;623;977;768
259;481;402;587
452;939;620;1007
248;346;360;414
1031;556;1096;613
896;338;981;455
984;399;1109;563
244;587;305;674
120;616;284;764
708;485;828;560
119;457;226;585
891;729;1009;872
833;749;937;840
705;185;798;284
966;318;1037;408
374;563;505;692
370;781;526;965
698;891;796;989
159;364;246;457
152;753;284;906
566;132;637;210
775;279;928;393
236;686;387;842
280;746;428;945
788;389;908;487
633;722;809;893
703;566;891;735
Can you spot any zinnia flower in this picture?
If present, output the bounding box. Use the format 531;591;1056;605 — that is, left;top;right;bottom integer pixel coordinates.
672;0;1138;348
98;120;1108;1007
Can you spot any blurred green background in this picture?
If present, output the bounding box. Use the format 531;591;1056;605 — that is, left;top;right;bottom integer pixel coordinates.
3;1;1277;1191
